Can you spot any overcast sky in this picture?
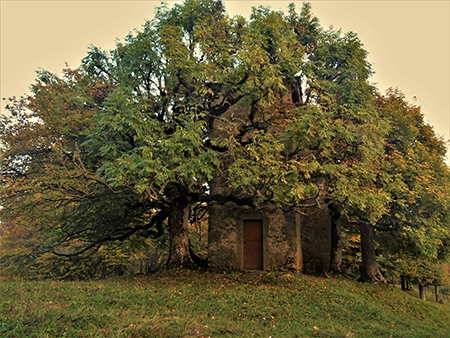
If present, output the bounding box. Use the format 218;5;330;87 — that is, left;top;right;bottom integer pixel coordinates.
1;1;449;160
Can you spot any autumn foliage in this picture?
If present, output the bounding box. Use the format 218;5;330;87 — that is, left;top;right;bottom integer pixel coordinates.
1;1;449;285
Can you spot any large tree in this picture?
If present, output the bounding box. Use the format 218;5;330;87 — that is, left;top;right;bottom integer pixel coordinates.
220;8;392;281
2;1;448;280
376;89;450;260
1;0;306;271
216;9;450;282
372;89;450;283
78;0;307;267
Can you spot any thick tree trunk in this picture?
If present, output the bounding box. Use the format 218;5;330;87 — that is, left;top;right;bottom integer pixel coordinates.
166;199;196;269
359;222;386;283
419;284;426;300
329;203;342;273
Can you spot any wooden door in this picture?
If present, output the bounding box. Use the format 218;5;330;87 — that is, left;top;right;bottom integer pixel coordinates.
243;220;263;270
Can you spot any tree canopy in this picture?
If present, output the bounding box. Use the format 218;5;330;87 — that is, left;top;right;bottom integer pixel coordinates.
1;0;449;282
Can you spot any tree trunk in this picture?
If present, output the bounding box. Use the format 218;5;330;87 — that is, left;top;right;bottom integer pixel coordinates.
166;199;196;269
401;276;406;291
435;285;441;303
406;281;411;290
329;203;342;273
418;284;426;300
359;222;386;283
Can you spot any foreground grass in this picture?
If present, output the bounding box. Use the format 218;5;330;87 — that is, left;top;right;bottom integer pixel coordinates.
1;270;449;338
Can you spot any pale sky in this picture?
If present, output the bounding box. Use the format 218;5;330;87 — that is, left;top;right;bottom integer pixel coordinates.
1;1;449;160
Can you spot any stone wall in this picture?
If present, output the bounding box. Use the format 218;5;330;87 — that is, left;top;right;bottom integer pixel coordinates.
208;201;332;274
208;201;303;272
299;207;332;273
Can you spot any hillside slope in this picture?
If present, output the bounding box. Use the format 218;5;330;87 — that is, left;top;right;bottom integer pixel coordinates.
1;270;449;337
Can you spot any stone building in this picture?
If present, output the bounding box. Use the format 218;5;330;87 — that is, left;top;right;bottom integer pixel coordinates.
208;199;333;273
207;96;336;274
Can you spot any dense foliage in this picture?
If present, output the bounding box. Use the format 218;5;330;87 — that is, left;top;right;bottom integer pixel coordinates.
1;0;449;284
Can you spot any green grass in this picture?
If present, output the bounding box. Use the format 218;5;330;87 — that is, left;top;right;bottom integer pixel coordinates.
1;270;449;337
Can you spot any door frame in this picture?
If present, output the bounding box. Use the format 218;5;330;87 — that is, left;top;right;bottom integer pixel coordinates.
237;212;268;270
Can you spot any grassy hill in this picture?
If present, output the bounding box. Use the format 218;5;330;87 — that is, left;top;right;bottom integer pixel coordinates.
1;270;449;337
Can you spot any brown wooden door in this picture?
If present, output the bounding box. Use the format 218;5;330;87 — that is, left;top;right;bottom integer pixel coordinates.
243;220;263;270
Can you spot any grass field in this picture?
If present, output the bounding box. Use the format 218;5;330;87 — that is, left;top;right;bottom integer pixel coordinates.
1;270;449;337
